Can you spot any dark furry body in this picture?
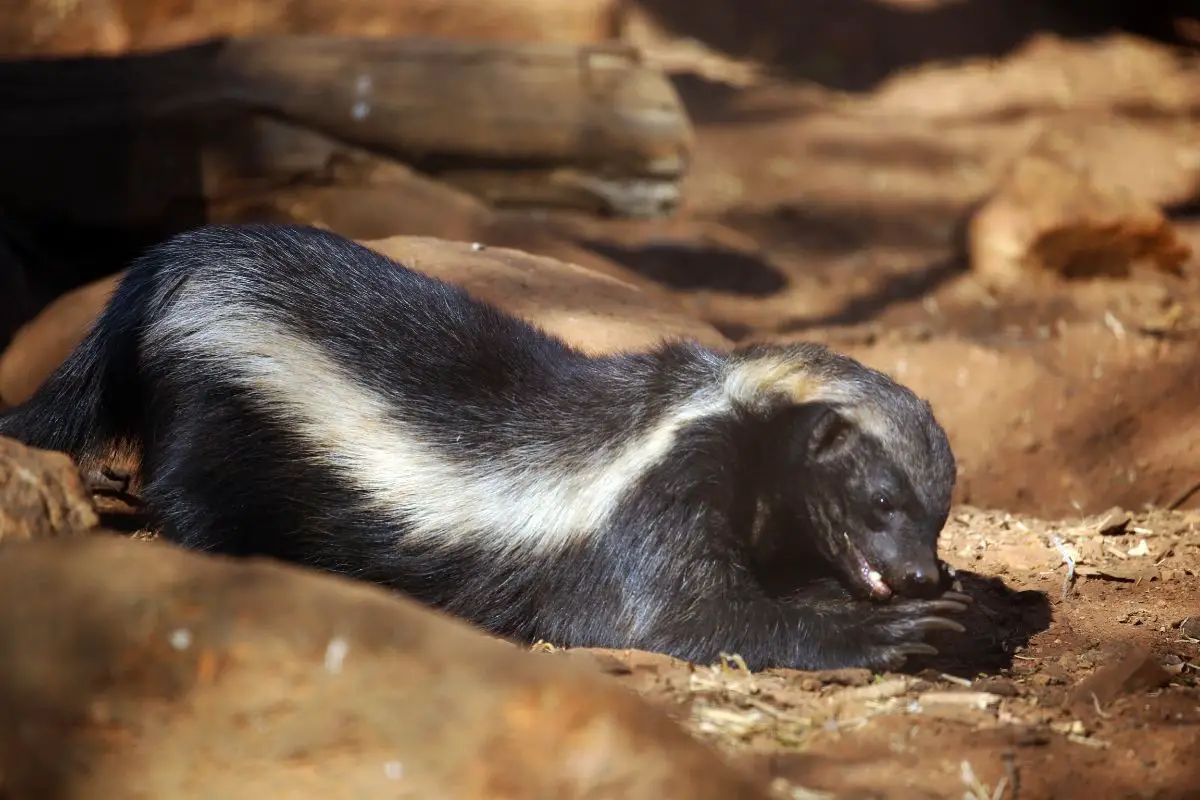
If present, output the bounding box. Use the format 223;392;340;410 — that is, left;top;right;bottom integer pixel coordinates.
0;223;966;671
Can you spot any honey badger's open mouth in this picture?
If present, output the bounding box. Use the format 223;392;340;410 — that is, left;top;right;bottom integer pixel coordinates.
843;532;893;601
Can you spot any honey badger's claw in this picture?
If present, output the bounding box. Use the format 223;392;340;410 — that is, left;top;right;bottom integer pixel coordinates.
913;616;966;634
935;600;969;615
895;643;939;658
852;593;971;669
941;591;973;605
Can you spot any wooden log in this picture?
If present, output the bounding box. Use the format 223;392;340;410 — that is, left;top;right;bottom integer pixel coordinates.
0;37;691;220
0;36;691;177
214;37;692;178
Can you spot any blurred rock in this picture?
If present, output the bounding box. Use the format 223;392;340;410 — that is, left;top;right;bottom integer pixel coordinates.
0;535;771;800
0;272;119;409
363;235;730;355
968;151;1192;286
0;436;98;542
3;0;622;58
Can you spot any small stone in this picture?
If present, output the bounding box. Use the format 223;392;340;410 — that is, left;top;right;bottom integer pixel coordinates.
0;436;99;542
1068;643;1173;713
802;668;874;688
1097;510;1132;536
972;677;1020;697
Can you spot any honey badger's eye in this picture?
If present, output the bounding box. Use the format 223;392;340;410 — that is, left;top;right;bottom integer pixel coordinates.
874;496;894;512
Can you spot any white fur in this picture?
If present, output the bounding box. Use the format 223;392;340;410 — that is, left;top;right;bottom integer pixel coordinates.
721;356;897;446
146;294;734;556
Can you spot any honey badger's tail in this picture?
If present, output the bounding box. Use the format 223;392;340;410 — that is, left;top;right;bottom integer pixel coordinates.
0;267;156;471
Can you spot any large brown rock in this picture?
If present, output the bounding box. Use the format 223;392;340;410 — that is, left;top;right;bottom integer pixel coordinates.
0;535;770;799
0;436;98;542
968;150;1193;287
4;0;621;58
0;234;727;407
363;235;730;356
0;272;120;410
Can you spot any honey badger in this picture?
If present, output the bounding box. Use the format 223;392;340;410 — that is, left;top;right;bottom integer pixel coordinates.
0;223;968;671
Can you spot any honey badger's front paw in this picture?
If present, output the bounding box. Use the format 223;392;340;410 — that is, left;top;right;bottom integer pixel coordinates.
845;590;971;671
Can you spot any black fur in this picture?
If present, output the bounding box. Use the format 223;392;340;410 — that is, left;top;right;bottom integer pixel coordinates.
0;223;967;671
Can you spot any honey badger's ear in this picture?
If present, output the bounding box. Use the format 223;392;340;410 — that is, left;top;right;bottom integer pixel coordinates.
806;405;855;458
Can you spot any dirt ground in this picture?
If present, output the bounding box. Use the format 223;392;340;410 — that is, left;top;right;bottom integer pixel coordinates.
532;15;1200;800
543;506;1199;799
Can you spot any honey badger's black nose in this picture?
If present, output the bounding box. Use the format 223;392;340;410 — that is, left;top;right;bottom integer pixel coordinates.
894;562;943;598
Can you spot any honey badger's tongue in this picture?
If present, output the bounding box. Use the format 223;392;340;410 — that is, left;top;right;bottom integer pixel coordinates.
844;534;893;600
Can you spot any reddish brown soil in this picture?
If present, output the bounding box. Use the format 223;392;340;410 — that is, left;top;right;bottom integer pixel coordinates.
547;507;1200;799
533;20;1200;800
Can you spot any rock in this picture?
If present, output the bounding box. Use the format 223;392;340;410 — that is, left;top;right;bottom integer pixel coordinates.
1067;642;1173;713
0;234;727;407
968;151;1192;286
0;272;120;408
4;0;621;58
363;236;730;356
559;647;690;677
215;150;645;284
0;436;99;542
791;668;874;689
0;536;771;799
972;676;1020;698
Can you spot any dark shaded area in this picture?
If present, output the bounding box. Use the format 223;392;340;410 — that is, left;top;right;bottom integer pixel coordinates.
669;73;828;126
804;134;974;171
0;45;225;350
635;0;1198;93
916;569;1052;678
96;510;150;534
577;197;973;329
722;199;969;259
777;255;966;332
582;239;788;296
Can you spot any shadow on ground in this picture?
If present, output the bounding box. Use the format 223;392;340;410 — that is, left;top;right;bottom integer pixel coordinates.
583;239;789;296
638;0;1198;94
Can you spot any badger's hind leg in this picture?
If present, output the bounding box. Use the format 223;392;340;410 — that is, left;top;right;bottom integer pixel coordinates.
84;466;145;508
134;393;300;557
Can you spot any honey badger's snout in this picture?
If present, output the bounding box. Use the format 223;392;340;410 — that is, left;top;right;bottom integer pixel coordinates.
884;556;944;598
853;532;947;600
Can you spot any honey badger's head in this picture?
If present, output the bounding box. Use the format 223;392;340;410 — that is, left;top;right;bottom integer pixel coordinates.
733;345;957;601
787;397;956;600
